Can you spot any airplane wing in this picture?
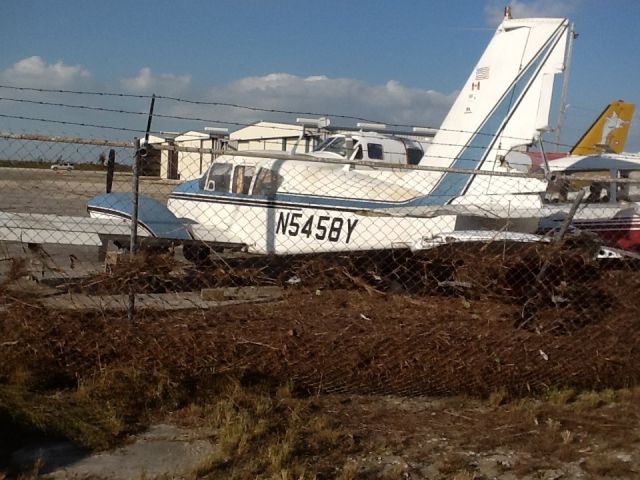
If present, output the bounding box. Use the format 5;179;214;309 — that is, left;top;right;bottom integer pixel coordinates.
0;211;141;246
0;210;245;249
356;200;640;220
354;203;549;219
412;230;551;251
412;229;640;260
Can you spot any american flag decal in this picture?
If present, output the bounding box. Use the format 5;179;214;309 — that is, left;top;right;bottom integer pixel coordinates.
475;66;490;80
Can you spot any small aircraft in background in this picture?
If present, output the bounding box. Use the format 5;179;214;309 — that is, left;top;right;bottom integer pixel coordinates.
503;100;636;172
571;100;635;156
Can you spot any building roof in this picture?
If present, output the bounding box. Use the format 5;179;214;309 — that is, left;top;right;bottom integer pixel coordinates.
230;121;303;141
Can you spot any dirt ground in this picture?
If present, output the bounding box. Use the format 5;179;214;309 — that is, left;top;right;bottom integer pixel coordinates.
1;242;640;478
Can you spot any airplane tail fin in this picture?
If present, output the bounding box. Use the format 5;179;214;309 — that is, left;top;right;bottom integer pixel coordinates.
422;14;570;170
569;101;635;155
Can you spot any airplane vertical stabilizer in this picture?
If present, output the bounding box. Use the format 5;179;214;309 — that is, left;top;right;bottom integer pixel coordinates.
422;16;569;169
411;14;570;205
570;101;636;155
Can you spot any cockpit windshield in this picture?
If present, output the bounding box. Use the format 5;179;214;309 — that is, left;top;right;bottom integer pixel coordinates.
204;162;232;192
313;136;347;157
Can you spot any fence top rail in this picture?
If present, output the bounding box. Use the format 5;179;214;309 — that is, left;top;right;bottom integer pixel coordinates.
153;143;640;184
2;131;640;184
0;131;134;149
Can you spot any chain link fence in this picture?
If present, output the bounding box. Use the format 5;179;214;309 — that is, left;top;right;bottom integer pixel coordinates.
1;96;640;397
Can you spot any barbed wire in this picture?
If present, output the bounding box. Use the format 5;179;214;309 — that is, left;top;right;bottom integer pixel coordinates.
0;84;402;127
0;100;587;161
0;131;133;148
0;84;583;150
0;99;560;154
0;113;152;136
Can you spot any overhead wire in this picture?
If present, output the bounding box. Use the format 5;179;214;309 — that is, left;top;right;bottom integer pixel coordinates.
0;83;581;149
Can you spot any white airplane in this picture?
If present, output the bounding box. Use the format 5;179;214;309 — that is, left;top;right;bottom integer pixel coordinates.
134;13;572;258
7;12;613;261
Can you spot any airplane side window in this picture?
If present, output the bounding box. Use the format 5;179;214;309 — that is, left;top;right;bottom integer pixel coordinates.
367;143;383;160
231;166;256;194
406;147;424;165
206;162;232;192
252;168;283;197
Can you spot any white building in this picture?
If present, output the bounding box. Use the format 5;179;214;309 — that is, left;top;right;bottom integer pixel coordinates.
231;121;316;153
146;131;229;181
151;121;434;181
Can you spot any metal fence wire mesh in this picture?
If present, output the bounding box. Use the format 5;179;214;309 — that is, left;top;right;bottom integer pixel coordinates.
1;95;640;397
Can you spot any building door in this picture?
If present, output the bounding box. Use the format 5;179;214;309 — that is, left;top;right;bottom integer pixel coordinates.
168;150;179;179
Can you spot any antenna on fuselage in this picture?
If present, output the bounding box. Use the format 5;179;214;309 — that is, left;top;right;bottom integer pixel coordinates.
356;122;386;132
294;117;330;153
204;127;230;135
412;126;439;135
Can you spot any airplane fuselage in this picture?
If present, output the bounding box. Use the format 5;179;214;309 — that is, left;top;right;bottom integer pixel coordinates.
167;176;460;254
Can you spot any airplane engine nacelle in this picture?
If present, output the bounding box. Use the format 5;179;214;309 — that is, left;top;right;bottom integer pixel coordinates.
138;142;152;158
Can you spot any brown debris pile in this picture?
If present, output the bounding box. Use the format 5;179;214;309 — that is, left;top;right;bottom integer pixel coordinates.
1;239;639;401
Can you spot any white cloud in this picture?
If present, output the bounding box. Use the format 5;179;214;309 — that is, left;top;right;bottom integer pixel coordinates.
0;58;457;138
121;67;191;94
200;73;456;129
0;56;91;88
484;0;581;25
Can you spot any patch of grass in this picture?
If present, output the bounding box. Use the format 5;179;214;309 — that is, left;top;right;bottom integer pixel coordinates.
574;389;616;411
584;453;635;477
545;387;576;405
451;472;478;480
438;451;472;475
336;459;360;480
0;385;122;450
196;379;356;479
488;388;508;407
13;459;42;480
512;457;554;477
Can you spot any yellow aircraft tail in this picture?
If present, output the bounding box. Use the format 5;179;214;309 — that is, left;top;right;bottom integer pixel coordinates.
570;100;635;155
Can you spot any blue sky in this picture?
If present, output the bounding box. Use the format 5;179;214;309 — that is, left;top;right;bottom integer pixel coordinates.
1;0;639;150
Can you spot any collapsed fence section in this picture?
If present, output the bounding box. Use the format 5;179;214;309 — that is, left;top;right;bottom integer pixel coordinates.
1;129;640;396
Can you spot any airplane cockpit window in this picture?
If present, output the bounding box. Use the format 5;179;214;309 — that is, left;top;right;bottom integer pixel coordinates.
205;162;232;192
313;136;347;156
252;168;283;197
232;166;256;194
314;137;334;151
367;143;383;160
406;147;424;165
400;139;424;165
